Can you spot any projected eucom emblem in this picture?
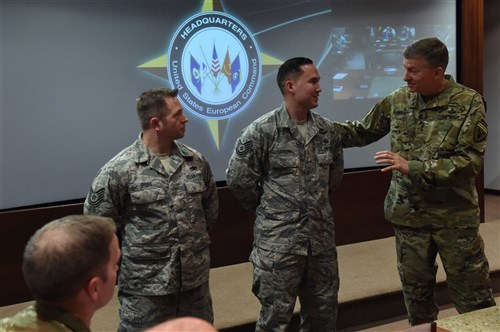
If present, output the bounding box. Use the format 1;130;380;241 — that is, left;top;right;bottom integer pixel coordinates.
167;12;261;120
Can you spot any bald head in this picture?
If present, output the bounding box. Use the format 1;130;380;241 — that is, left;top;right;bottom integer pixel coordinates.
145;317;217;332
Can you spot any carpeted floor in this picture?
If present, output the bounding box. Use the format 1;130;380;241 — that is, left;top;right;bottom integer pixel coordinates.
340;294;500;332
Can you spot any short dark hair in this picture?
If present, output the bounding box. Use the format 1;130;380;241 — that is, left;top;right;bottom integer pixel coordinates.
276;57;314;94
403;37;449;71
136;88;179;129
22;215;117;304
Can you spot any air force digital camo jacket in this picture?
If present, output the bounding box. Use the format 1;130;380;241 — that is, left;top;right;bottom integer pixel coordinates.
84;135;218;296
227;104;344;256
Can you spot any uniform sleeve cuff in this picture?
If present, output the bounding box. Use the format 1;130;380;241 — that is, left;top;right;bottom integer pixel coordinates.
408;160;422;180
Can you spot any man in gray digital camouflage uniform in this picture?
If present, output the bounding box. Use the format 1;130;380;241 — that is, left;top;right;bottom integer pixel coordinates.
84;88;218;332
227;57;344;331
335;37;495;325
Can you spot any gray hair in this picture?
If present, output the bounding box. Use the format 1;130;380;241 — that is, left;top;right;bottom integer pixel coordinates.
403;37;449;71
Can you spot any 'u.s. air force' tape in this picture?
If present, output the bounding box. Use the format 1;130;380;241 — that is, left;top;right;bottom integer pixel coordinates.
87;188;105;207
236;140;253;157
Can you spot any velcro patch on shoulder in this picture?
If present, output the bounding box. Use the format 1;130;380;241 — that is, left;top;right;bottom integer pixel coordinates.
474;120;487;143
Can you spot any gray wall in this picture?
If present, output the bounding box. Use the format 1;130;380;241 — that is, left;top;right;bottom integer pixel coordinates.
484;0;500;191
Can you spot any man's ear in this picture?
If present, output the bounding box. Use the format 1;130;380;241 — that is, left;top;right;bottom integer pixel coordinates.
149;117;160;130
87;276;101;302
285;80;294;95
434;66;444;79
150;117;161;131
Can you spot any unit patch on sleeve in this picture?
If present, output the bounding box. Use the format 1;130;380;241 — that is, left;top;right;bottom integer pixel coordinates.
474;119;487;143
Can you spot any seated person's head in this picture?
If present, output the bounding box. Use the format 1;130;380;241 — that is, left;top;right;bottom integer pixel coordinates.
22;215;120;310
145;317;218;332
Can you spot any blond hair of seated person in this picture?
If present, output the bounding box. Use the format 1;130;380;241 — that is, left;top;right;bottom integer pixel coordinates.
0;215;120;332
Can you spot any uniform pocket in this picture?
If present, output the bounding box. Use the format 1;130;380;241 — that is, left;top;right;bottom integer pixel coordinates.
459;234;485;263
185;180;206;194
317;152;333;165
129;185;166;204
126;244;171;261
119;244;176;291
269;155;298;169
184;178;206;217
119;305;143;329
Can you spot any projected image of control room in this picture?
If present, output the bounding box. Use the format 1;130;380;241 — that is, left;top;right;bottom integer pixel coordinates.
329;25;417;100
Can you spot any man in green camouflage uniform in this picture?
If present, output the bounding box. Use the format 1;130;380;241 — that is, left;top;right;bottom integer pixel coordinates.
0;215;120;332
227;57;344;331
335;37;495;325
84;88;218;331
